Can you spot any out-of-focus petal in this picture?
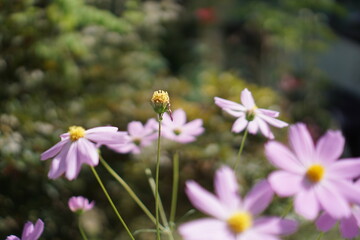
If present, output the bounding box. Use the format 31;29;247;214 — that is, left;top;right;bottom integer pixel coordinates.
288;123;315;166
127;121;144;136
185;181;228;219
329;179;360;206
241;88;256;109
174;135;196;144
243;180;274;215
108;142;135;154
172;109;187;125
259;114;288;128
231;117;248;133
65;142;80;180
340;216;359;239
21;222;34;240
48;144;70;179
316;212;337;232
257;108;279;118
214;166;241;211
40;139;69;160
316;130;345;165
240;232;281;240
77;138;98;166
328;159;360;180
214;97;246;112
253;217;298;235
294;188;319;220
268;171;304;197
85;126;118;133
28;219;44;240
257;117;274;139
6;236;20;240
178;218;234;240
265;141;304;173
247;120;259;134
86;131;127;145
182;119;204;136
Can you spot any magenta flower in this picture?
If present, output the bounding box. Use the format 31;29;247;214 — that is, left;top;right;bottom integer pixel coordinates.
178;166;298;240
214;88;288;139
6;219;44;240
266;123;360;220
316;179;360;239
41;126;127;180
161;109;204;143
68;196;95;213
107;119;158;154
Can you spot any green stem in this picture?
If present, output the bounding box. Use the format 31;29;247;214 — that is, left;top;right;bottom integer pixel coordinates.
281;200;293;218
78;216;89;240
90;166;135;240
169;151;179;229
316;232;324;240
234;128;248;171
155;118;162;240
99;156;164;231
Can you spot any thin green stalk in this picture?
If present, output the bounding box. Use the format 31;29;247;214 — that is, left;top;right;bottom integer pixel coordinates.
316;232;324;240
155;119;162;240
281;200;293;218
234;128;248;171
169;151;179;229
99;156;164;230
90;166;135;240
78;217;89;240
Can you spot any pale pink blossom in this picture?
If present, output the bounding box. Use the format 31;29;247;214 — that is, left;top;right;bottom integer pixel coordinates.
266;123;360;220
178;166;298;240
214;88;288;139
68;196;95;213
161;109;204;143
41;126;127;180
6;219;44;240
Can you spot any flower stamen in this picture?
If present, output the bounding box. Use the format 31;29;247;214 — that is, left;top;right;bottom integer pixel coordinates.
306;164;324;183
68;126;85;141
227;212;252;234
245;106;258;121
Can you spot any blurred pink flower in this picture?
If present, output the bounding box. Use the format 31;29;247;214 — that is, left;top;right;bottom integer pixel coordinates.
266;123;360;220
178;166;298;240
41;126;127;180
161;109;204;143
316;179;360;239
107;119;158;154
6;219;44;240
68;196;95;213
214;88;288;139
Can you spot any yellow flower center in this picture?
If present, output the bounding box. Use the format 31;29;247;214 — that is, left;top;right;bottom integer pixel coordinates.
151;90;170;104
306;164;325;183
68;126;85;141
227;212;252;234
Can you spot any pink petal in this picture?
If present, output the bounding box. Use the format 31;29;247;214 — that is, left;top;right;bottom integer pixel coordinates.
178;218;234;240
241;88;256;109
231;117;248;133
247;120;259;134
185;181;228;219
258;114;288;128
41;139;69;160
65;142;80;180
289;123;315;166
257;117;274;139
316;182;351;219
86;131;127;145
243;180;274;215
340;215;359;239
316;212;337;232
85;126;118;133
329;179;360;205
316;130;345;165
173;135;196;144
6;236;20;240
294;188;319;220
29;219;44;240
21;222;34;240
77;138;98;166
127;121;144;136
253;217;298;235
108;143;136;154
268;171;304;197
48;143;70;179
265;141;304;174
182;119;204;136
258;108;279;117
328;158;360;180
214;97;246;113
241;232;281;240
214;166;241;211
172;109;187;125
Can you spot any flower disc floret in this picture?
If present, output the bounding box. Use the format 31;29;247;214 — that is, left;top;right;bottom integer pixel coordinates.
69;126;85;141
306;164;324;183
151;90;170;104
227;212;252;233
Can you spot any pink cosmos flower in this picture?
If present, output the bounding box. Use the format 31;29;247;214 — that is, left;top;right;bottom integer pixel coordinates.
266;123;360;220
214;88;288;139
41;126;127;180
107;119;158;154
316;179;360;239
6;219;44;240
178;166;298;240
68;196;95;213
161;109;204;143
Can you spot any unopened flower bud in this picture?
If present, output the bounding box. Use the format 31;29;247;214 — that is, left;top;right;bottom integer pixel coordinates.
151;90;172;120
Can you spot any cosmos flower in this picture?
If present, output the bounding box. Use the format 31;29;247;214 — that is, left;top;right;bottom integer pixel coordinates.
161;109;204;144
68;196;95;213
178;166;298;240
316;179;360;239
6;219;44;240
266;123;360;220
41;126;127;180
107;119;158;154
214;88;288;139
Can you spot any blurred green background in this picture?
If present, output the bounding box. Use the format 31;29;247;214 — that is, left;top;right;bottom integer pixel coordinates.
1;0;359;239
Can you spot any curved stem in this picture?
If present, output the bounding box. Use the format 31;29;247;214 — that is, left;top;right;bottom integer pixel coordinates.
316;232;324;240
78;216;89;240
99;156;163;230
169;151;179;229
155;118;162;240
281;200;293;218
234;128;248;171
90;166;135;240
